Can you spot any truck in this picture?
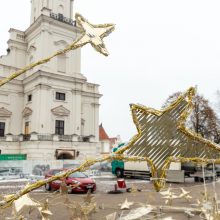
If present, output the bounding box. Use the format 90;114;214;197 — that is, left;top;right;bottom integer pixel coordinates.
111;144;187;181
112;160;151;179
111;143;151;179
112;144;219;183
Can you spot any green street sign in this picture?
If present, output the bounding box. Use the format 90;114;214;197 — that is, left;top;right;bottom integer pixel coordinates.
0;154;27;160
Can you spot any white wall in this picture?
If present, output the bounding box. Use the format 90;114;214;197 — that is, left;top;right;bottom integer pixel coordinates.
0;0;101;158
31;0;74;24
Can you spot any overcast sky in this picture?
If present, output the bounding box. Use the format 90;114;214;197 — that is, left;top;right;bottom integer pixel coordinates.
0;1;220;141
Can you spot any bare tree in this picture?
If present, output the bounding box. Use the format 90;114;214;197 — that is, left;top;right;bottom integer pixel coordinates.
162;91;220;144
216;90;220;115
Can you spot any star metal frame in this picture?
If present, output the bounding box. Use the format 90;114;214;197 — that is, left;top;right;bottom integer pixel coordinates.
116;87;220;191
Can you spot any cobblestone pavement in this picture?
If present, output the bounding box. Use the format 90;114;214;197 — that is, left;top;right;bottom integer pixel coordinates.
0;175;219;219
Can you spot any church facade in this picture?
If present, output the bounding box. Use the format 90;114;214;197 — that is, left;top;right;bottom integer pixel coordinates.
0;0;102;160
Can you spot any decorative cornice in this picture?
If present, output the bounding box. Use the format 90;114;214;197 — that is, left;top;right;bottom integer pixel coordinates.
22;107;33;117
51;105;70;117
54;40;69;47
91;103;100;107
0;107;12;117
27;44;37;54
7;39;27;48
9;28;25;35
72;89;102;98
23;70;87;85
25;15;79;37
35;83;52;90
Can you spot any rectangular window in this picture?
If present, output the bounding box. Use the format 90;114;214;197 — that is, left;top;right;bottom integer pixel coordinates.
56;92;66;101
55;120;64;135
57;54;66;73
24;122;30;135
28;94;32;102
0;122;5;137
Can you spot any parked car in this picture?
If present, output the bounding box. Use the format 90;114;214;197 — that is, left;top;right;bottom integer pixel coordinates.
181;162;197;177
206;164;220;177
44;169;63;178
44;169;96;193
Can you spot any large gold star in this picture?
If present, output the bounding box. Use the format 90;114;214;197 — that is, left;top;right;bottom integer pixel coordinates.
13;194;39;214
116;87;220;190
75;13;115;56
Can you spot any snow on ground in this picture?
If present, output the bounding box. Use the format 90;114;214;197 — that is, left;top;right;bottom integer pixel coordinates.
0;172;150;195
0;178;29;183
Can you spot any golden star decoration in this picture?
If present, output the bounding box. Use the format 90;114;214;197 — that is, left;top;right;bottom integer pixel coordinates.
0;13;115;87
106;212;117;220
81;202;97;220
5;194;40;220
128;184;139;196
130;185;138;193
83;190;95;204
116;87;220;191
65;201;80;219
185;209;195;217
162;193;178;206
198;197;220;220
59;180;80;195
120;207;153;220
160;186;178;206
75;13;115;56
119;198;134;210
38;199;53;220
159;186;172;197
6;206;25;220
13;194;40;214
65;197;97;220
59;181;69;195
178;188;192;202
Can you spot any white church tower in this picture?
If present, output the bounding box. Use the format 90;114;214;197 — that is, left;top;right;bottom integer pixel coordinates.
31;0;74;24
0;0;102;160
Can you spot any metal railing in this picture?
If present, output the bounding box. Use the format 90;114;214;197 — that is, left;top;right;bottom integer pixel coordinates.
23;134;31;141
0;134;93;142
58;135;72;142
78;135;90;142
12;136;20;142
38;134;53;141
50;12;76;26
0;136;6;141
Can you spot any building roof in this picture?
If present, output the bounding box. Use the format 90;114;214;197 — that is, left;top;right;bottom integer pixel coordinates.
99;123;109;140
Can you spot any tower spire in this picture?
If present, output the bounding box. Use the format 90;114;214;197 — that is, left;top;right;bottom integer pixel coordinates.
30;0;74;24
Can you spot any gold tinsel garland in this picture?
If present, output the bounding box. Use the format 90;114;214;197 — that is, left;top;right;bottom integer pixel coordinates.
0;9;220;209
0;13;115;87
115;87;220;191
1;154;220;209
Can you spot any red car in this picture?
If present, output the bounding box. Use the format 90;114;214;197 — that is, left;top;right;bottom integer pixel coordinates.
44;169;96;193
